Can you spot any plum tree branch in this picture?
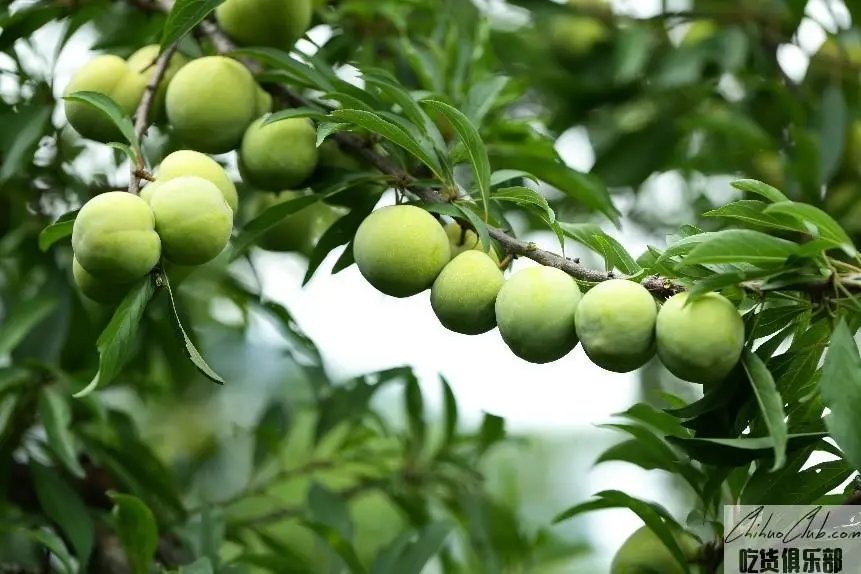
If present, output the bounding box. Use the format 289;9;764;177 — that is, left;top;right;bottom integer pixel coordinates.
128;42;179;195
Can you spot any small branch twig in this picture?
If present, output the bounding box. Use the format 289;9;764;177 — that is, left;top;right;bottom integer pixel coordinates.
128;42;179;195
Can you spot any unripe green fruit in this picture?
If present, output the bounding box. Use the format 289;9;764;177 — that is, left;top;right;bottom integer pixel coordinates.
495;266;581;364
142;150;238;213
681;20;719;46
431;251;505;335
216;0;313;51
72;191;161;283
656;292;745;384
125;44;189;120
249;191;342;255
64;55;147;143
353;205;451;298
165;56;258;154
575;279;657;373
751;151;785;190
73;258;135;305
610;525;701;574
549;15;610;60
255;86;273;116
239;117;319;191
149;176;234;266
443;221;500;264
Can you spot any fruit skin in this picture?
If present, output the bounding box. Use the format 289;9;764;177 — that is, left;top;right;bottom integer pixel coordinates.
216;0;313;51
72;258;134;305
431;251;505;335
575;279;657;373
248;190;342;255
655;292;745;384
63;55;147;143
239;117;319;191
148;176;234;266
165;56;258;154
495;266;582;364
255;86;273;116
610;525;701;574
125;44;188;120
143;150;238;213
353;205;451;298
443;221;500;264
72;191;162;283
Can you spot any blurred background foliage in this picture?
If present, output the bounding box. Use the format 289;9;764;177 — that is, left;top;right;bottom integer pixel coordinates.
2;0;861;572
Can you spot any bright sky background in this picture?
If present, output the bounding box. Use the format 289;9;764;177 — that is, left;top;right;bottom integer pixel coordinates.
2;0;855;568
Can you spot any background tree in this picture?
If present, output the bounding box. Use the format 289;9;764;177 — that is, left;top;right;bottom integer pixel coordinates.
2;0;861;573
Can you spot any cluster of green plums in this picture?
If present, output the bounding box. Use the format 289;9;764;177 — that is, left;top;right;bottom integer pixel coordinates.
353;205;745;383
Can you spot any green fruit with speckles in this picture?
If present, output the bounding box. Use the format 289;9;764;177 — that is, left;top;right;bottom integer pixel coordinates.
249;190;342;255
431;251;505;335
216;0;313;51
575;279;657;373
142;150;238;213
443;221;500;264
72;258;135;305
165;56;259;154
610;525;701;574
353;205;451;298
495;266;581;364
148;176;234;266
655;292;745;384
239;116;319;191
71;191;161;283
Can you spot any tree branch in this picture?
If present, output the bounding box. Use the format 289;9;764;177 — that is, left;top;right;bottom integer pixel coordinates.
128;42;179;195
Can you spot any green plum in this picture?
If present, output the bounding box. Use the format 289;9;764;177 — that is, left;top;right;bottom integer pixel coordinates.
443;221;500;264
148;176;234;266
143;149;238;213
239;116;319;191
71;191;161;283
216;0;313;51
655;292;745;384
353;205;451;298
72;257;135;305
575;279;657;373
125;44;189;120
611;525;701;574
495;266;581;364
430;251;505;335
165;56;259;154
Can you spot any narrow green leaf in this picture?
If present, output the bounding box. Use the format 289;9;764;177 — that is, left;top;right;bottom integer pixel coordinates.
440;376;458;449
0;296;58;355
730;178;790;203
476;412;505;457
560;222;641;275
819;319;861;472
303;198;377;285
73;276;154;398
463;76;509;125
308;483;353;540
665;433;827;466
301;520;367;574
17;528;75;573
389;522;453;574
62;91;140;152
764;201;856;256
421;99;492;217
110;493;158;574
490;169;538;187
38;387;86;478
39;217;76;252
162;273;225;385
229;194;320;260
682;229;799;267
231;47;336;93
31;461;94;569
253;400;291;469
0;104;51;184
160;0;227;50
261;108;328;126
179;558;215;574
494;186;555;223
818;83;847;185
703;200;805;233
405;374;426;455
741;350;788;471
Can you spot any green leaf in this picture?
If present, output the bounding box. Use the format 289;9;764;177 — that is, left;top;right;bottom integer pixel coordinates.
110;493;158;574
30;461;94;569
301;520;367;574
179;558;215;574
489;169;538;187
162;273;225;385
741;457;854;505
741;350;788;471
476;412;505;456
818;83;847;186
160;0;227;50
330;109;443;178
235;47;335;92
0;295;58;356
819;319;861;473
229;194;320;260
560;222;641;275
0;104;52;184
38;387;86;478
62;91;140;152
463;76;509;125
421;99;492;217
440;376;458;450
73;276;154;398
682;229;800;267
308;483;353;540
763;201;856;256
404;374;426;456
39;216;76;252
253;400;291;468
703;200;804;233
261;108;328;126
303;197;378;286
665;433;827;467
730;179;790;203
389;522;453;574
16;528;75;574
494;186;555;223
